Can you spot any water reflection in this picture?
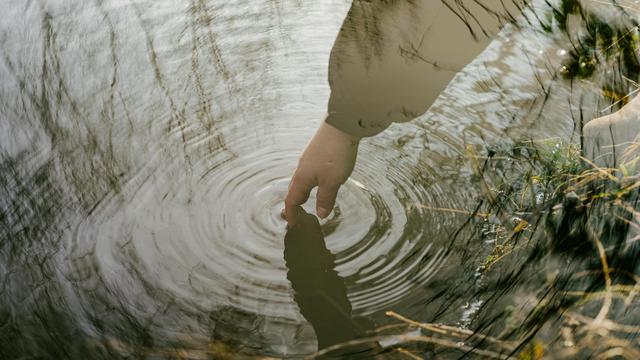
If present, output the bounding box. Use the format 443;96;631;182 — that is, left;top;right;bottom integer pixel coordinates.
284;209;376;358
1;0;639;358
326;0;524;137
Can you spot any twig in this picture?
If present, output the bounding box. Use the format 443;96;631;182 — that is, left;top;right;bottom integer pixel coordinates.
385;311;518;351
396;347;423;360
412;204;488;218
306;334;512;360
590;229;613;325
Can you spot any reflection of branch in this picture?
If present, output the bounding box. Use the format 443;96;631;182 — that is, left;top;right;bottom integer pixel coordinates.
440;0;479;39
566;312;640;334
396;347;422;360
398;44;459;72
305;309;523;359
411;204;488;218
386;311;519;351
307;333;511;360
586;224;613;325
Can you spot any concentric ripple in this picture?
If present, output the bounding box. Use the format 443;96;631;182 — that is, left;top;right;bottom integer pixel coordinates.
59;0;478;355
70;118;467;343
0;0;588;357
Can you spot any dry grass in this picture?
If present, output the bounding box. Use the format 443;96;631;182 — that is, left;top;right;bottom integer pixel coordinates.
305;139;640;359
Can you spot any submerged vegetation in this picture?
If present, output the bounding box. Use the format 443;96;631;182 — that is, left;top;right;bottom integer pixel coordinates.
2;0;640;359
307;1;640;357
309;139;640;359
553;0;640;107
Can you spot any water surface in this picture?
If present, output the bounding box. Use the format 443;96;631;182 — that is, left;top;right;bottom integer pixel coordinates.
1;0;637;358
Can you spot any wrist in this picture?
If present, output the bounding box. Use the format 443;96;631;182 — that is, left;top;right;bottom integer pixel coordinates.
320;121;361;146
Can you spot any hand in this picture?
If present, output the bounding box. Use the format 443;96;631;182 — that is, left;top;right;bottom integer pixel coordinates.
583;93;640;167
284;121;360;226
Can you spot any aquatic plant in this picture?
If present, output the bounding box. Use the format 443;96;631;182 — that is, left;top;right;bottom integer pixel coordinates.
305;138;640;359
550;0;640;109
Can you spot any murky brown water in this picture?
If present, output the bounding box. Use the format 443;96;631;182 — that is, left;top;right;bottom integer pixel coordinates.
1;0;639;358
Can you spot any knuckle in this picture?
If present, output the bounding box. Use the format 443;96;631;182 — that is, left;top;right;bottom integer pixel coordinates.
325;182;342;192
319;176;341;188
292;173;311;187
318;191;337;203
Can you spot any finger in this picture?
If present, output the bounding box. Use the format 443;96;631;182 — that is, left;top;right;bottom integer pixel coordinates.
283;205;304;229
284;175;316;225
316;182;340;219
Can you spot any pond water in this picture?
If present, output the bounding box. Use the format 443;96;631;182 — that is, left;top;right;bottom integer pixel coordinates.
1;0;638;358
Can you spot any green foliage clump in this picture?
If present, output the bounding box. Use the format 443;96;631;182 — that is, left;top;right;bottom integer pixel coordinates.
549;0;640;83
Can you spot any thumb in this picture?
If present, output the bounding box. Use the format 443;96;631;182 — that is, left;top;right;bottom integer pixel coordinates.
316;182;340;219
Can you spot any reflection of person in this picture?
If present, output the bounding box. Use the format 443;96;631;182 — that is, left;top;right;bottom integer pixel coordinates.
282;1;520;225
283;209;376;358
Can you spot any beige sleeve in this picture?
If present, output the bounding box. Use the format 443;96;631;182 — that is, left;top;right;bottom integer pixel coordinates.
325;0;518;137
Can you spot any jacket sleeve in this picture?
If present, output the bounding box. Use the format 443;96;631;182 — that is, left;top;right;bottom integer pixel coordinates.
324;0;517;137
324;0;438;137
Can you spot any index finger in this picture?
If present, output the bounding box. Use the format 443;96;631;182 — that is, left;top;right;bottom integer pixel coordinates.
284;175;316;226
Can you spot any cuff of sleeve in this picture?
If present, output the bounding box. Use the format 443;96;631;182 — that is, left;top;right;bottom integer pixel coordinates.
324;111;388;138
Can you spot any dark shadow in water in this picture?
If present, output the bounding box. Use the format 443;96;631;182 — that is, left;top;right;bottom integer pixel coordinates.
284;209;378;359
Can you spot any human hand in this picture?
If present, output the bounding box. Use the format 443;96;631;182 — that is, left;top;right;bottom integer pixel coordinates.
284;121;360;226
583;93;640;167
